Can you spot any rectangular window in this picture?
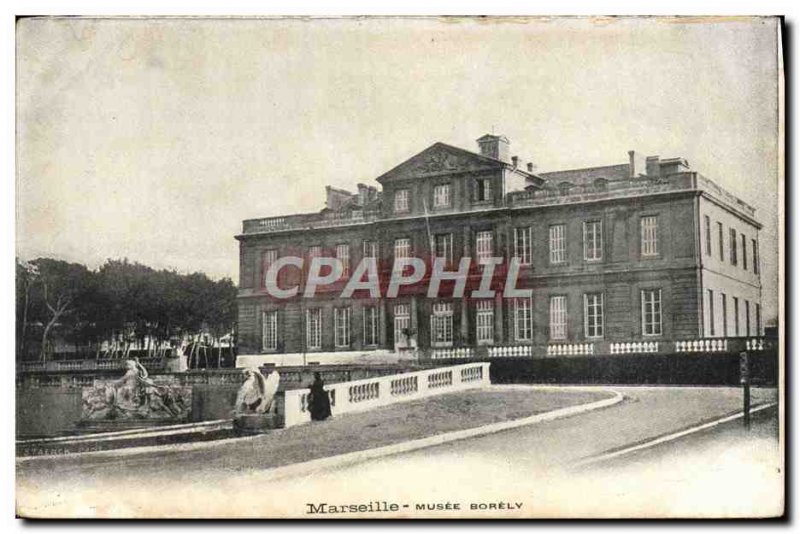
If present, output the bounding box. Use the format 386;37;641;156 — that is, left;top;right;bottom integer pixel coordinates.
308;245;322;259
262;310;278;351
434;233;453;264
363;306;379;346
584;293;604;339
752;239;759;274
734;297;740;336
394;304;411;346
430;302;454;347
756;304;761;336
476;231;493;265
641;289;662;336
433;184;451;208
306;309;322;350
640;216;659;256
549;224;566;264
718;222;724;261
583;220;603;261
549;296;568;340
394;189;410;213
476;178;492;202
362;240;378;259
721;293;728;336
729;228;737;265
704;215;712;256
514;297;533;342
514;226;532;265
262;249;278;287
708;289;715;336
741;234;747;270
394;238;411;260
745;301;751;337
334;307;351;348
476;300;494;344
336;243;350;276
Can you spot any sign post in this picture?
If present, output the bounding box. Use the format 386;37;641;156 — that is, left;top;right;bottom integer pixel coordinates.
739;351;751;431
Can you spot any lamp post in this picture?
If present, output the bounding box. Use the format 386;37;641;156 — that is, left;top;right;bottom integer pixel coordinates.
739;350;751;431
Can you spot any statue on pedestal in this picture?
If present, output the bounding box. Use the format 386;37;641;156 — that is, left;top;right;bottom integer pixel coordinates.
233;368;280;435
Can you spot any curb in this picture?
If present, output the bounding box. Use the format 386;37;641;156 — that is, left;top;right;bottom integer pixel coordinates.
248;385;624;482
571;401;779;468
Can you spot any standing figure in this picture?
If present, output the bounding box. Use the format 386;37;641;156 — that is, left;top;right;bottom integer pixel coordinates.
307;372;332;421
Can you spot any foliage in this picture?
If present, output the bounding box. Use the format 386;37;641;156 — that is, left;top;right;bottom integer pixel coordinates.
15;257;237;363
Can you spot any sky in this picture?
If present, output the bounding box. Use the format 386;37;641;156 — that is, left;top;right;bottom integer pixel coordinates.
16;16;781;320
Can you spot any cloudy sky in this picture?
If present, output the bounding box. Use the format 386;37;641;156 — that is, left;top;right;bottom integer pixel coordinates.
16;16;780;319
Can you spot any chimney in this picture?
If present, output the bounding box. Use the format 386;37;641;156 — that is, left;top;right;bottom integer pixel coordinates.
628;150;646;178
356;183;369;206
526;162;534;173
477;134;510;163
511;156;519;169
646;156;661;178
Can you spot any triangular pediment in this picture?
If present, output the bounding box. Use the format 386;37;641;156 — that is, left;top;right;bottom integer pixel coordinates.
376;142;505;183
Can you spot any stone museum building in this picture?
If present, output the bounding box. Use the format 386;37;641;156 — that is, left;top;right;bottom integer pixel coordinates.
235;134;763;364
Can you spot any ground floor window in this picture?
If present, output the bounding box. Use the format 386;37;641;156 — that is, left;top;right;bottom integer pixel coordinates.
334;307;351;348
476;300;494;344
431;302;454;347
262;310;278;351
514;297;532;342
641;289;662;336
584;293;604;339
394;304;411;347
549;296;567;340
306;308;322;350
363;306;379;346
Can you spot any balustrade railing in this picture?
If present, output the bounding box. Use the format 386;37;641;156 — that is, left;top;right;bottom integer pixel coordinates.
547;343;594;356
609;341;659;354
487;345;532;358
675;339;729;353
283;362;490;427
430;347;474;360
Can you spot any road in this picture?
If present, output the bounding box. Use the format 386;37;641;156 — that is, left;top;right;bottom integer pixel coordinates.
17;386;781;519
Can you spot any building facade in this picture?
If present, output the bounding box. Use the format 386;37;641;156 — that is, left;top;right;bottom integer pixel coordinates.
235;135;763;362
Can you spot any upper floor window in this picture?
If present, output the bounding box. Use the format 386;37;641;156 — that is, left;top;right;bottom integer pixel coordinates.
704;215;712;256
752;238;759;274
708;289;715;336
549;295;568;340
336;243;350;276
434;233;453;264
394;238;411;260
514;226;532;265
433;184;451;208
262;249;278;272
362;240;378;260
641;289;662;336
583;293;604;339
308;245;322;259
741;234;747;270
729;228;738;265
717;222;724;261
476;231;493;265
640;216;659;256
394;189;410;213
549;224;566;264
475;178;492;202
583;220;603;261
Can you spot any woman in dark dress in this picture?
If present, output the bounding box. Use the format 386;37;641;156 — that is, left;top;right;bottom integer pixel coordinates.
308;372;332;421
